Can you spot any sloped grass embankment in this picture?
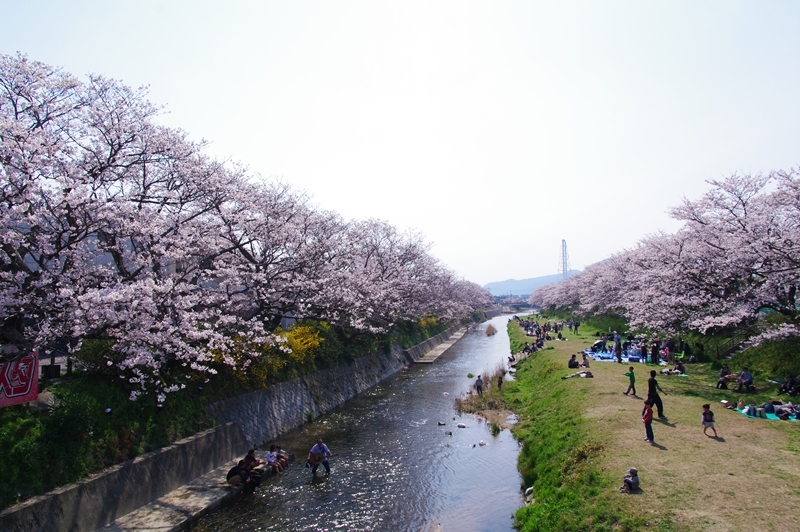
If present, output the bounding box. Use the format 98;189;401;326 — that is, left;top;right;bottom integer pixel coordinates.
499;317;800;532
502;321;654;531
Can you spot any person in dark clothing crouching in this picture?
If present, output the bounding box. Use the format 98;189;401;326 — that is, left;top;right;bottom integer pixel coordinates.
227;459;262;493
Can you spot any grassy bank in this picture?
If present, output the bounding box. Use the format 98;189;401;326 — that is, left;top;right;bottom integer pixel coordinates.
458;317;800;531
503;321;654;531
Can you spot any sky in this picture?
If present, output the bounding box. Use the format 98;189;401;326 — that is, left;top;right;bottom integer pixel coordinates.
2;1;799;287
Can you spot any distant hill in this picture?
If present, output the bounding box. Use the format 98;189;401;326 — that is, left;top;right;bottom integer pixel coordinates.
483;271;581;297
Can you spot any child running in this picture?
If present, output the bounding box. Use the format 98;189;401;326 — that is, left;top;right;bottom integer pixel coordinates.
623;366;636;396
701;403;717;437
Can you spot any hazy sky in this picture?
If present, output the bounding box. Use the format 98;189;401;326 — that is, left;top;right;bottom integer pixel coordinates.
3;1;799;286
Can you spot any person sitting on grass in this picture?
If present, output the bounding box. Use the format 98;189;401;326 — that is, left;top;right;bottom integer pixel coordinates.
716;364;732;389
568;354;581;368
620;467;640;493
737;366;754;393
778;374;797;396
662;361;687;375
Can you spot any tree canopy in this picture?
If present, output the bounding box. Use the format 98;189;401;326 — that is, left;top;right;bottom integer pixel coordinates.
0;54;492;401
531;168;800;345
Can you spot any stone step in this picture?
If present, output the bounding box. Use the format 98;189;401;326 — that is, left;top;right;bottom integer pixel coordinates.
97;461;242;532
413;328;467;364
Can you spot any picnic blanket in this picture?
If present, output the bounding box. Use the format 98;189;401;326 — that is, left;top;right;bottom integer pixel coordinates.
736;407;798;421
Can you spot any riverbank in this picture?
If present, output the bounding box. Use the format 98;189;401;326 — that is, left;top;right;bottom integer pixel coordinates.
463;319;800;531
191;315;522;532
0;326;474;532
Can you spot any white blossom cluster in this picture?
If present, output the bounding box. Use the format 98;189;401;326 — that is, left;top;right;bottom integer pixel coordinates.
0;54;492;401
531;168;800;344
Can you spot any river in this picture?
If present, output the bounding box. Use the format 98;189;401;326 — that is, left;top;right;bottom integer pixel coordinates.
193;314;522;532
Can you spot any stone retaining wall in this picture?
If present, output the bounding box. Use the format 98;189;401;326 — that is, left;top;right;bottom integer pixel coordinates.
204;344;408;447
0;422;249;532
402;324;462;363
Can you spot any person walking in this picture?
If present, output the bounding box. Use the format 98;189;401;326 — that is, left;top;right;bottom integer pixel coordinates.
701;404;717;437
623;366;637;396
642;400;655;443
307;438;333;477
475;375;484;396
647;370;667;418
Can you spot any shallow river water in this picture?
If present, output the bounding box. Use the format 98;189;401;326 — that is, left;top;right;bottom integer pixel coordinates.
193;314;522;532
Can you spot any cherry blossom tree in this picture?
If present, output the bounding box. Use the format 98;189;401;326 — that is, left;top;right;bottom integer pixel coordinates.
531;168;800;346
1;54;492;401
0;54;282;400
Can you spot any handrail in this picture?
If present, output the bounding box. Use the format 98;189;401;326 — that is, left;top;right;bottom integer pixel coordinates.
716;335;745;359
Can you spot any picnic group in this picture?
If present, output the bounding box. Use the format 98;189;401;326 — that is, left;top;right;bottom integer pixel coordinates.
510;316;800;494
225;445;290;493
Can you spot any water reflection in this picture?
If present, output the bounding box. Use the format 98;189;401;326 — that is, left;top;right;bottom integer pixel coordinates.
194;315;522;532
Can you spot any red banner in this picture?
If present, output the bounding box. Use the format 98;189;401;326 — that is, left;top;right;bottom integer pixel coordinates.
0;353;39;407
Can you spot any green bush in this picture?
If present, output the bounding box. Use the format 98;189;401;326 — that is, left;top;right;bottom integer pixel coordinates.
0;408;45;508
0;373;212;510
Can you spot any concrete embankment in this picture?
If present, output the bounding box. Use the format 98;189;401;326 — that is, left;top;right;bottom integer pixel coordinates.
405;325;467;364
0;324;473;532
204;343;408;447
402;324;463;363
0;423;248;532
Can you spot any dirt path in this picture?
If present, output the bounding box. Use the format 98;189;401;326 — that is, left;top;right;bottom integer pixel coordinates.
560;345;800;531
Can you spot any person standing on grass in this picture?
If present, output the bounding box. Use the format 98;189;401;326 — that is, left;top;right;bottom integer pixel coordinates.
475;375;484;396
623;366;637;396
614;331;623;363
647;370;667;418
642;400;655;443
701;404;717;437
497;374;503;392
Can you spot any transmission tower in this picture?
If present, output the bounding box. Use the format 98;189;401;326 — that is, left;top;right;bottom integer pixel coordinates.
558;239;570;281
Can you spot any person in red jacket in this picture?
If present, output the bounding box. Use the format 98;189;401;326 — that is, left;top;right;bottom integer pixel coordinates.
642;400;654;444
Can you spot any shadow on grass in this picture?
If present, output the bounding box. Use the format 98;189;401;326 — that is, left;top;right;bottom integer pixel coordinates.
655;418;677;428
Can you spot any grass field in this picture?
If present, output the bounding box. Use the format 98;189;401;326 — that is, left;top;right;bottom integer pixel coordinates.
459;318;800;531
